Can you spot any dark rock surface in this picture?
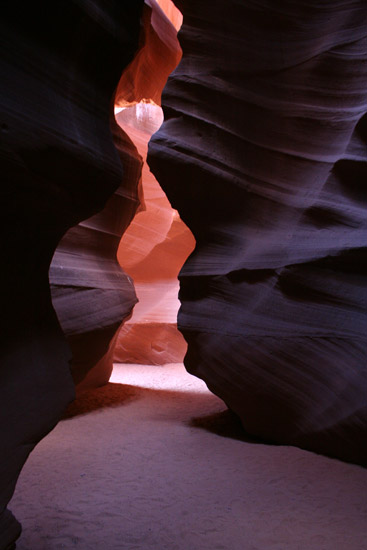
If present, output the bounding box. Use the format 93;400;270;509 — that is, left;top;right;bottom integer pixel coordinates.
0;1;144;546
149;0;367;464
50;115;142;390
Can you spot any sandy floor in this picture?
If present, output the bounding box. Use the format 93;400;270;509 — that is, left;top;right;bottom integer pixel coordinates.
10;363;367;550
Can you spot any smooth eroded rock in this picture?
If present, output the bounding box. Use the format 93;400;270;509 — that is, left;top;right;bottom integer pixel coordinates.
148;0;367;464
1;1;144;544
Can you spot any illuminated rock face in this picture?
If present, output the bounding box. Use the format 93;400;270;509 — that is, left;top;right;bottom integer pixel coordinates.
115;103;195;365
114;0;195;365
0;1;144;544
50;0;185;387
149;0;367;464
115;0;182;108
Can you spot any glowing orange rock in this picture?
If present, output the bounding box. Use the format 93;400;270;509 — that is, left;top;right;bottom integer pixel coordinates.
113;0;194;365
115;0;182;107
115;102;195;365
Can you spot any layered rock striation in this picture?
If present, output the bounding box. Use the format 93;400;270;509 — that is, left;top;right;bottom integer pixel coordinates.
1;1;144;546
149;0;367;464
50;113;142;390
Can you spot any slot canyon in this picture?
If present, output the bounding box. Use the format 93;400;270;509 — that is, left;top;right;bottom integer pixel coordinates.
1;1;366;549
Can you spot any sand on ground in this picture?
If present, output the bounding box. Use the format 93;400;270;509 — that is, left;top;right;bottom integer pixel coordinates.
10;363;367;550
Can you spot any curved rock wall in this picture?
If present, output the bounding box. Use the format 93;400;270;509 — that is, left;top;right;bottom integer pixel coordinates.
114;0;194;365
115;103;195;364
115;0;182;108
1;1;144;545
148;0;367;464
50;113;142;390
49;0;183;387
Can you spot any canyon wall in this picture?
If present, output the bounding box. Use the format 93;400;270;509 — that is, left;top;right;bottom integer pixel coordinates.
148;0;367;464
50;0;185;389
2;6;367;548
115;103;195;365
0;2;144;546
113;0;194;365
49;113;142;390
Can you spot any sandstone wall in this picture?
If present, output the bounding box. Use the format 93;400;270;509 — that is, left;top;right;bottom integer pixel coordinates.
0;2;144;545
148;0;367;464
114;0;195;365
